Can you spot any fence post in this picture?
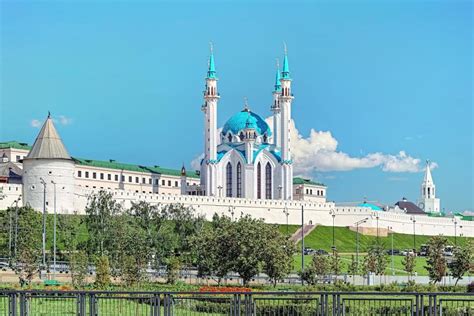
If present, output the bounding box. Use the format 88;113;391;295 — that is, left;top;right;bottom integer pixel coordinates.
8;292;17;316
152;293;160;316
19;293;27;316
77;292;86;316
163;293;171;316
88;293;96;316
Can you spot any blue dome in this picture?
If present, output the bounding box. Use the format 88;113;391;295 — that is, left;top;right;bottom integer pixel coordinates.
222;109;272;136
357;202;382;211
222;110;272;137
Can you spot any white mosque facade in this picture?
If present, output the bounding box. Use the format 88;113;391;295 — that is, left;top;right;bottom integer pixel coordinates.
0;50;472;238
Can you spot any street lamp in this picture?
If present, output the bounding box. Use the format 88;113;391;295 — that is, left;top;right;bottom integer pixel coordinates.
388;226;394;275
283;207;289;235
376;215;380;241
452;218;458;247
354;218;368;273
411;216;416;252
8;196;21;262
228;206;235;220
39;177;47;269
330;210;336;253
51;180;57;280
301;205;304;285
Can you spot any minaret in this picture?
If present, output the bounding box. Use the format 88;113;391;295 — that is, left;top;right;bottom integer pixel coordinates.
279;45;294;200
419;160;440;213
180;164;187;195
271;59;282;148
242;101;256;164
201;44;220;196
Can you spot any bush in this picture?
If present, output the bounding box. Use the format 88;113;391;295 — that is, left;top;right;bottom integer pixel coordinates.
95;255;111;288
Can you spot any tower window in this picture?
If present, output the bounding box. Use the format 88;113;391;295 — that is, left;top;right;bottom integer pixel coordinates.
257;162;262;199
265;163;272;199
237;162;242;198
226;162;233;197
227;133;232;142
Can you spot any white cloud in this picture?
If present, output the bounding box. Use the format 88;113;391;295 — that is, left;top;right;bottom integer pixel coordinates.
56;115;72;125
191;117;435;176
266;116;435;175
30;119;41;128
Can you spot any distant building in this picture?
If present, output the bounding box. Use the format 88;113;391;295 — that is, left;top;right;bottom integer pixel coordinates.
418;161;441;213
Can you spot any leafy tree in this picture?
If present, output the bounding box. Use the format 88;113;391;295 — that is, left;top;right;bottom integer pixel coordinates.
402;254;416;280
84;190;122;256
300;253;329;285
14;207;42;285
166;255;181;284
425;235;448;284
330;250;342;275
450;241;473;286
95;255;111;288
364;242;387;275
70;250;89;288
262;224;296;286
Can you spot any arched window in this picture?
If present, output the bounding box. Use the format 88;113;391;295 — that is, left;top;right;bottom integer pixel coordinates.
239;132;244;141
265;163;272;199
257;162;262;199
263;134;268;143
227;133;232;143
237;162;242;198
226;162;232;197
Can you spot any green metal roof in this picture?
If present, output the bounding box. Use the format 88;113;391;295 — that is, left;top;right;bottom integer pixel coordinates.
293;177;324;186
0;141;31;150
72;157;199;178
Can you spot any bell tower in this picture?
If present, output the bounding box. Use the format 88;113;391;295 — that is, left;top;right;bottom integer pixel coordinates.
418;160;440;213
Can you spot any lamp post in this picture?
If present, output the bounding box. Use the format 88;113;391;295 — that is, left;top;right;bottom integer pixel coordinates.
388;226;394;275
301;205;304;285
411;216;416;252
39;177;47;269
376;215;380;242
283;207;289;235
228;206;235;220
354;218;368;273
330;210;336;254
452;218;458;247
8;196;21;262
51;180;57;280
14;196;20;259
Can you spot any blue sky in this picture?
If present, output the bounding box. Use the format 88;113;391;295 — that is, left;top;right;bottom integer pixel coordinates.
0;0;472;211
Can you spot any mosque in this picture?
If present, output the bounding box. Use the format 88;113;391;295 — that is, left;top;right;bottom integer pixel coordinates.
0;48;472;238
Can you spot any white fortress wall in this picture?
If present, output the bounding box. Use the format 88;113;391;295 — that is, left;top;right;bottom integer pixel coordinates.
1;183;472;238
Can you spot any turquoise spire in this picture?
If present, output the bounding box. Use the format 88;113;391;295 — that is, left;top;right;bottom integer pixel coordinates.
281;42;291;80
274;59;282;92
207;43;216;79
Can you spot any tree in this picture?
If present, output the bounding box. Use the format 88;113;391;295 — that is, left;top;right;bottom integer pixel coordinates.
84;191;122;256
425;235;448;284
70;250;88;288
261;225;296;286
364;242;387;275
348;255;358;276
450;241;473;286
330;250;342;276
14;207;42;285
166;255;181;284
300;253;329;285
402;254;416;281
95;255;111;288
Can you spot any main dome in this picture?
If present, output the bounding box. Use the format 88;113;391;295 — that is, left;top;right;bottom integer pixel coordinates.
222;109;272;137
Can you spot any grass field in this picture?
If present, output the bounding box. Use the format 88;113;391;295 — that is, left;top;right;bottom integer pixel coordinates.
288;225;471;253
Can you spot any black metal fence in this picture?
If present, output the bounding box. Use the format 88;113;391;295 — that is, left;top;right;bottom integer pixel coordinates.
0;290;472;316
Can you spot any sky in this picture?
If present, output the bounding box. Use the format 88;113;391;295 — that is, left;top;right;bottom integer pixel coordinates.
0;0;472;211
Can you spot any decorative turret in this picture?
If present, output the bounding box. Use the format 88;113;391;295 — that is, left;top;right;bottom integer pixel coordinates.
242;99;256;164
22;113;76;213
201;43;220;197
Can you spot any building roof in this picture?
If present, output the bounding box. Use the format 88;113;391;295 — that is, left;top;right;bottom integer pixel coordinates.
25;115;71;160
0;141;31;150
357;202;382;211
395;200;426;215
72;157;200;178
222;109;272;137
0;161;23;178
293;177;325;187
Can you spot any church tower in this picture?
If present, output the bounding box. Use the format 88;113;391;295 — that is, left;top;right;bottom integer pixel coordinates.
201;45;220;196
271;60;282;148
279;47;294;199
418;160;440;213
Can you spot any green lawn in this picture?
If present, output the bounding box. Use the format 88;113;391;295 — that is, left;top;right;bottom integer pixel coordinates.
289;225;471;253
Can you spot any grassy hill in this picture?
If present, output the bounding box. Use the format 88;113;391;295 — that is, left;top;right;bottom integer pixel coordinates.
279;225;471;253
